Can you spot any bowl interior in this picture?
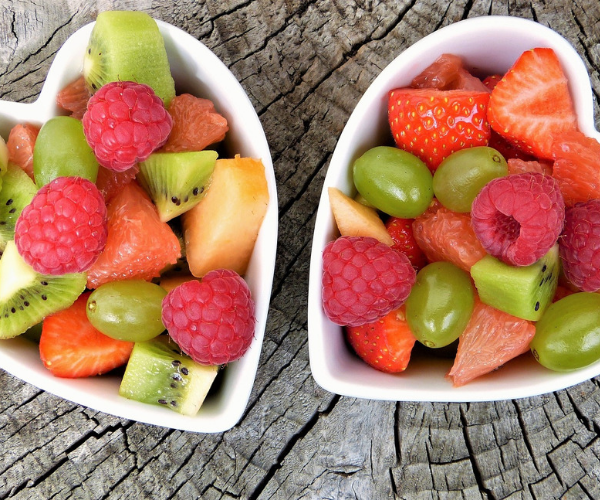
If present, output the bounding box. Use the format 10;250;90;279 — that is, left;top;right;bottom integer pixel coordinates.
308;16;600;402
0;20;278;432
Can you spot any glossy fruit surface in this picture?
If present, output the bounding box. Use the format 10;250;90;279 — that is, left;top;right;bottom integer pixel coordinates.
412;202;487;273
488;48;577;160
345;305;416;373
447;298;535;386
86;280;167;342
388;88;490;171
86;181;181;289
433;146;507;213
163;94;228;152
353;146;433;218
406;262;474;348
7;123;39;180
40;293;134;378
410;54;489;92
531;293;600;371
552;130;600;207
33;116;99;186
385;217;427;270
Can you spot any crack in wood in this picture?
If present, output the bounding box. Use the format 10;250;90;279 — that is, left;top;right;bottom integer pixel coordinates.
459;405;496;499
247;394;340;500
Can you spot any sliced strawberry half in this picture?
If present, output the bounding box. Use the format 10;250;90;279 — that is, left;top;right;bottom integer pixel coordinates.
487;48;577;160
39;293;133;378
388;88;491;171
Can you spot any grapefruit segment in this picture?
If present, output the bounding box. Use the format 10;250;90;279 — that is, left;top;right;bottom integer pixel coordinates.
162;94;228;153
7;123;40;180
412;202;487;273
447;298;536;386
56;76;91;120
86;181;181;288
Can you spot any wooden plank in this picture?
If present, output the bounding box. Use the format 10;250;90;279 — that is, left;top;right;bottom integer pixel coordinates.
0;1;599;498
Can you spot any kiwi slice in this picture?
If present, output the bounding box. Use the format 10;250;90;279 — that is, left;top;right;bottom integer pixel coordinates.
138;150;217;222
471;245;560;321
0;241;87;339
119;336;218;416
0;163;37;251
83;11;176;106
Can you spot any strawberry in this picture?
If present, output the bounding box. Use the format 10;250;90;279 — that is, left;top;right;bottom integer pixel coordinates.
388;88;491;171
487;48;577;160
39;293;134;378
385;216;427;270
482;74;503;91
345;306;416;373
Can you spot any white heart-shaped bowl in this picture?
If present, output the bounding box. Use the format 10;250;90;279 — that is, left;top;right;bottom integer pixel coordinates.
308;16;600;402
0;20;278;433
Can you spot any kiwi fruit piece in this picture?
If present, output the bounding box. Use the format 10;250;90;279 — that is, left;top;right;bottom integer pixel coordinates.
138;150;217;222
0;241;87;339
471;244;560;321
119;336;218;416
83;11;175;106
0;163;37;252
33;116;99;187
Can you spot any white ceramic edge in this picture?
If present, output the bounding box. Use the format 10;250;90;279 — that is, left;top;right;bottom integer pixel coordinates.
308;15;600;403
0;20;278;433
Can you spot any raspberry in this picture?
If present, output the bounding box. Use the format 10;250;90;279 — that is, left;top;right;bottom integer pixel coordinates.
471;173;564;266
82;81;172;172
161;270;255;365
559;200;600;292
15;176;107;275
322;236;416;327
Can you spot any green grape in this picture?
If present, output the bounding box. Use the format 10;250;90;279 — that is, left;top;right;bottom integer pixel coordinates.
406;261;474;348
353;146;433;218
432;146;508;213
33;116;99;187
531;293;600;371
86;280;167;342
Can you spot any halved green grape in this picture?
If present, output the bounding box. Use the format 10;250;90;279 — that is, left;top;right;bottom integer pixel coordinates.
531;293;600;372
86;280;167;342
33;116;99;187
406;261;474;348
353;146;433;218
433;146;508;213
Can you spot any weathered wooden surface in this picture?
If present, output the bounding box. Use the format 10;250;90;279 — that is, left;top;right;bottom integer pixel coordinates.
1;1;600;498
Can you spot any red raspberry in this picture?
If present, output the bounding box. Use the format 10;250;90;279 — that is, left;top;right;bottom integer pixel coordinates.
82;81;172;172
161;270;256;365
471;173;564;266
15;176;107;275
559;200;600;292
322;236;416;327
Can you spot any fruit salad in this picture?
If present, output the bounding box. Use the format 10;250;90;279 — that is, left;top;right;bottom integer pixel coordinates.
0;11;270;418
322;47;600;386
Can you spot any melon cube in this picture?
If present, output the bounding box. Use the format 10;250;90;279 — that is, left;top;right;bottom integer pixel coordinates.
182;155;269;277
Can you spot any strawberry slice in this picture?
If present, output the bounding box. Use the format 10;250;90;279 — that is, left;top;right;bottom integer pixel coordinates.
345;305;416;373
385;216;427;270
39;293;134;378
388;88;491;171
487;48;577;160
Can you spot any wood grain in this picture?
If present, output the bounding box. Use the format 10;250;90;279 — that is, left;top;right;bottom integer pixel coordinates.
1;1;600;498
